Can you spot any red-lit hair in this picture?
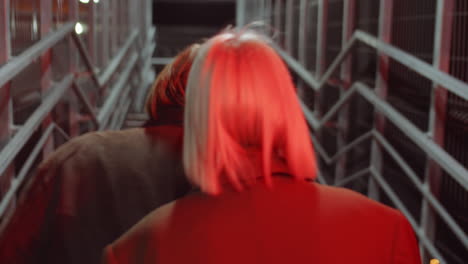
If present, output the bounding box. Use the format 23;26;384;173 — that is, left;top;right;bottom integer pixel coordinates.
183;30;317;195
145;43;200;120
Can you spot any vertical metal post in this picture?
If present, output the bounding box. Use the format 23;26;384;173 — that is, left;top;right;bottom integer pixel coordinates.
315;0;328;114
296;0;308;99
101;0;109;68
68;0;80;137
420;0;454;261
274;0;282;45
335;0;355;183
236;0;246;27
87;0;97;67
40;0;55;156
369;0;393;200
0;0;15;200
285;0;294;54
110;0;117;55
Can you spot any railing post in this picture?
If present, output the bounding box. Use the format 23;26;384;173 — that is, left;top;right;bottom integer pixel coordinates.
335;0;355;184
296;0;308;99
314;0;328;154
40;0;55;156
0;0;15;207
68;0;80;137
368;0;393;200
87;0;97;67
236;0;246;27
284;0;294;55
420;0;454;261
273;0;282;45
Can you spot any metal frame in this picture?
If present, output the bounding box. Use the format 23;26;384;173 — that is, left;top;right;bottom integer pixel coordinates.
238;1;468;260
0;1;155;225
421;1;455;260
274;34;468;263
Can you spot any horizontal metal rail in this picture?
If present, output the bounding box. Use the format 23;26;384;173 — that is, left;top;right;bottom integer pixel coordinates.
98;31;139;86
0;123;69;217
276;35;468;255
0;21;146;221
152;57;174;65
369;167;446;263
0;22;75;88
0;75;74;178
274;30;468;101
97;53;138;129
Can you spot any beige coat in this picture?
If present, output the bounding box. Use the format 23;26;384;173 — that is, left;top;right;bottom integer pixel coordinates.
0;125;191;264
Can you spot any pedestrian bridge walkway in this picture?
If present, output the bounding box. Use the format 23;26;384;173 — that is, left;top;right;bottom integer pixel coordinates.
0;0;467;263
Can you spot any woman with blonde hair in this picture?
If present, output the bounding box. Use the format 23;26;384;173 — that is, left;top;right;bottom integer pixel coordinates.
103;30;421;264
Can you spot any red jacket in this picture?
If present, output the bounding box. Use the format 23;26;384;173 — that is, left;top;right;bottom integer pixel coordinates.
103;176;421;264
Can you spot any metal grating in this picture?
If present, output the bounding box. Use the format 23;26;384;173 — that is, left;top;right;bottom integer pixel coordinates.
438;0;468;262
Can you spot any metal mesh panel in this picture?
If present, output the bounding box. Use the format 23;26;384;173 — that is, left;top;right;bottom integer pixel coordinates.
437;1;468;262
388;0;437;131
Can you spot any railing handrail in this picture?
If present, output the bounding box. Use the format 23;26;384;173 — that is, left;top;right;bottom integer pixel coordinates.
0;21;154;220
274;29;468;101
274;29;468;262
273;31;468;191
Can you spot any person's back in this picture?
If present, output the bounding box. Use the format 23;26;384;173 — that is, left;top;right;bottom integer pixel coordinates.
105;176;419;264
103;30;421;264
0;43;200;264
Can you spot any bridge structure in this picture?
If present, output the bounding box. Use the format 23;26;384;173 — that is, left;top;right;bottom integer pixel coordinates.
0;0;467;263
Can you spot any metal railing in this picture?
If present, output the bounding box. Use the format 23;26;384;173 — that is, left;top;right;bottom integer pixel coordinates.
273;32;468;262
0;21;155;223
237;0;468;263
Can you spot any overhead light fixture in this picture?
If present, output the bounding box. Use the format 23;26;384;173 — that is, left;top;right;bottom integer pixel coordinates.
79;0;90;4
94;0;100;3
75;22;84;35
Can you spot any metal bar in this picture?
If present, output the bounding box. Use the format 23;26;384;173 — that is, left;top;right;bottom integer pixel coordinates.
356;83;468;190
368;0;393;200
275;29;468;101
0;22;75;88
98;30;138;85
113;98;131;130
373;131;468;249
355;31;468;101
334;168;370;187
315;0;328;77
101;0;110;67
71;81;99;128
151;57;174;66
70;32;101;89
0;124;55;218
0;0;14;199
98;53;138;129
274;0;282;44
284;0;294;54
369;168;446;263
318;85;356;128
68;0;79;138
300;100;320;129
0;74;73;179
421;0;455;259
40;0;54;156
329;131;373;163
335;0;355;184
275;45;320;88
87;0;97;66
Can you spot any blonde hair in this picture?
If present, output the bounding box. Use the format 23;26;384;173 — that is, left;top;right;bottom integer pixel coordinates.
145;43;200;120
183;30;317;195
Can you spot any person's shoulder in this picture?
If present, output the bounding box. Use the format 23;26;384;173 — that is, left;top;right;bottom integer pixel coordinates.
313;183;402;220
